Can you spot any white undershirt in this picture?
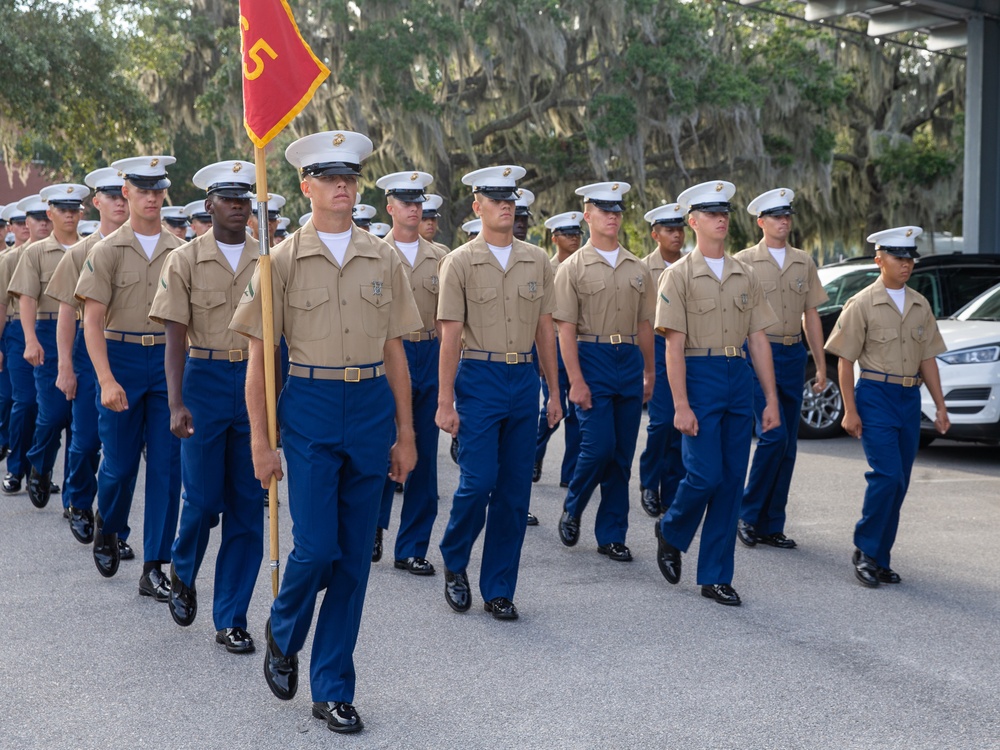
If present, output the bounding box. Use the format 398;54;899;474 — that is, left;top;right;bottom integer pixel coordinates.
595;247;620;267
886;286;906;313
216;241;245;272
317;229;353;266
486;242;512;270
767;246;787;269
395;239;419;267
704;255;725;280
134;232;159;260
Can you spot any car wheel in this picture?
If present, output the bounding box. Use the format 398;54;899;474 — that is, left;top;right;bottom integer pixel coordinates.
799;360;845;439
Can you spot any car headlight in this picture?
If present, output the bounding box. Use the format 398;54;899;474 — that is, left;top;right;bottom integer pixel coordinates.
938;344;1000;365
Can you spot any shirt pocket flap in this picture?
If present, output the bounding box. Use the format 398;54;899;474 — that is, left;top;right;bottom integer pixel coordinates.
870;328;899;343
518;284;540;302
359;283;393;307
787;278;807;294
469;287;497;304
762;281;778;293
692;297;717;315
422;276;439;294
113;271;141;287
190;290;227;309
629;276;645;293
910;325;929;342
579;279;606;295
287;287;330;311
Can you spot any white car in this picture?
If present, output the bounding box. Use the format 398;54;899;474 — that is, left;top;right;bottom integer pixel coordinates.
920;282;1000;445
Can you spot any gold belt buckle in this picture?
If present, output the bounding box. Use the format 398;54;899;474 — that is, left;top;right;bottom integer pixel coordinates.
783;335;796;346
505;352;518;365
901;376;916;387
228;349;244;363
408;332;421;342
141;334;155;347
344;367;362;382
724;345;739;357
610;333;622;345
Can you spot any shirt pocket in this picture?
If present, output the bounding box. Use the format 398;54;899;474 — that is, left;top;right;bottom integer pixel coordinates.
869;326;899;363
422;276;439;296
287;286;331;342
467;286;498;329
359;282;393;337
688;297;718;340
909;325;929;344
112;271;142;309
578;278;606;332
517;283;541;325
190;289;229;334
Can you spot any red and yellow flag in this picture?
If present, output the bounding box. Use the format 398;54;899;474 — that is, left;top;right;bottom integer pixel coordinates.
239;0;330;148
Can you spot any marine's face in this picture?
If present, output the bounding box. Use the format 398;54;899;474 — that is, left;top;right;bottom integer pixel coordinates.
123;183;167;223
759;214;792;243
512;214;529;241
418;217;438;241
191;217;212;236
94;192;129;226
303;173;358;216
552;231;581;255
46;205;82;237
387;197;422;231
10;219;29;244
875;251;915;288
208;195;252;234
165;223;187;239
689;210;729;241
26;214;52;242
651;224;684;254
584;205;622;239
473;195;515;233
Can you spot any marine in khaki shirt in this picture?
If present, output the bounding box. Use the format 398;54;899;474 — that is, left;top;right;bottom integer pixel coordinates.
823;227;948;588
400;235;446;336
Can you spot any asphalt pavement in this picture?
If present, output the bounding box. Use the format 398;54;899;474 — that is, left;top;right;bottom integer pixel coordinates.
1;420;998;750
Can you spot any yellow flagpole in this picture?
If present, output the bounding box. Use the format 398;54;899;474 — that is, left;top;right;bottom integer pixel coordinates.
254;145;281;598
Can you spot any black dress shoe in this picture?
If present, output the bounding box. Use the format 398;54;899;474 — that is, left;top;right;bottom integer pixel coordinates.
169;565;197;626
118;539;135;560
758;532;797;549
654;522;681;584
216;626;255;654
93;513;120;578
371;527;383;563
484;597;519;620
558;511;580;547
876;567;901;584
68;506;94;544
532;461;542;483
526;512;539;526
701;583;742;606
444;568;471;613
737;519;758;547
27;468;52;509
449;437;459;464
394;556;435;576
559;481;569;489
264;617;298;700
62;507;70;519
394;482;403;494
852;548;880;588
639;485;661;517
2;472;22;494
313;701;364;734
597;542;633;562
50;482;60;494
139;568;171;602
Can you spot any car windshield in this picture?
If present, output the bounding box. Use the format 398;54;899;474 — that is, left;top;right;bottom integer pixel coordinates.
954;283;1000;321
818;266;879;312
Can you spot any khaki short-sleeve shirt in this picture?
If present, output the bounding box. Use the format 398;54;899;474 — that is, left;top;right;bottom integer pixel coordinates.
553;242;655;335
392;236;446;333
825;277;946;376
149;232;258;352
9;235;80;313
229;222;422;367
436;235;555;353
734;241;828;336
643;249;671;290
74;224;183;333
0;245;28;315
655;249;778;347
46;233;102;309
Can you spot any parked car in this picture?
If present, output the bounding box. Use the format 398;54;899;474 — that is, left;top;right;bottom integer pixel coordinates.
798;253;1000;439
919;282;1000;446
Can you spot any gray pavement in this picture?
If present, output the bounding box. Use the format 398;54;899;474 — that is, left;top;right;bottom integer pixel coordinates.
1;423;999;749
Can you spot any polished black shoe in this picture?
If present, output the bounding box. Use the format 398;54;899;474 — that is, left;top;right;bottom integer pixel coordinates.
27;468;52;508
394;482;404;494
701;583;742;606
216;626;255;654
558;511;580;547
50;482;60;494
737;519;758;547
852;548;880;588
313;701;364;734
118;538;135;560
639;485;661;517
559;481;570;489
394;556;435;576
139;568;171;602
93;513;120;578
532;461;542;483
876;566;901;584
169;565;197;626
484;597;519;620
62;506;71;519
264;617;298;700
597;542;633;562
758;532;797;549
526;512;539;526
68;506;94;544
449;437;459;464
2;472;22;494
654;522;681;584
371;527;383;563
444;568;471;613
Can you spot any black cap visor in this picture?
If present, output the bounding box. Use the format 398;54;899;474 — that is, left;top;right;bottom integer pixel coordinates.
302;161;362;177
652;218;685;228
877;245;920;259
125;174;170;190
690;201;731;214
386;189;426;204
587;199;624;213
421;210;441;219
353;217;372;228
47;200;84;210
207;182;254;199
474;186;519;202
552;225;583;235
514;207;532;217
759;205;794;217
190;213;213;223
163;217;189;228
26;211;50;221
95;186;124;197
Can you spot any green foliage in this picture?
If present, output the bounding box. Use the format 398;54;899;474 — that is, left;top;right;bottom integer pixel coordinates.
763;134;795;167
874;133;957;188
587;95;637;147
812;126;836;162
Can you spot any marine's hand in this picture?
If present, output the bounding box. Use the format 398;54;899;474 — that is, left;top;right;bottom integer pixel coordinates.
100;380;128;412
760;402;781;433
935;406;950;435
842;410;862;439
546;396;563;429
389;433;417;482
56;367;77;400
674;404;698;436
436;403;460;437
252;444;283;488
569;380;592;411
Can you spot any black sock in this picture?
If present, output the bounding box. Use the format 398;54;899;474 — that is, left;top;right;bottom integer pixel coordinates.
142;561;162;576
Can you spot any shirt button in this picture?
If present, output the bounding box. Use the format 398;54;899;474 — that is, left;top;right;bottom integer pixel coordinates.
507;317;512;322
346;356;351;362
344;328;349;334
342;300;347;305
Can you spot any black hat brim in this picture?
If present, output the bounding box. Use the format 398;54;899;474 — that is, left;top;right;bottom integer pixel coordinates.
586;200;624;213
474;188;519;202
879;246;920;259
689;202;731;214
126;175;171;190
302;162;362;177
759;206;795;217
